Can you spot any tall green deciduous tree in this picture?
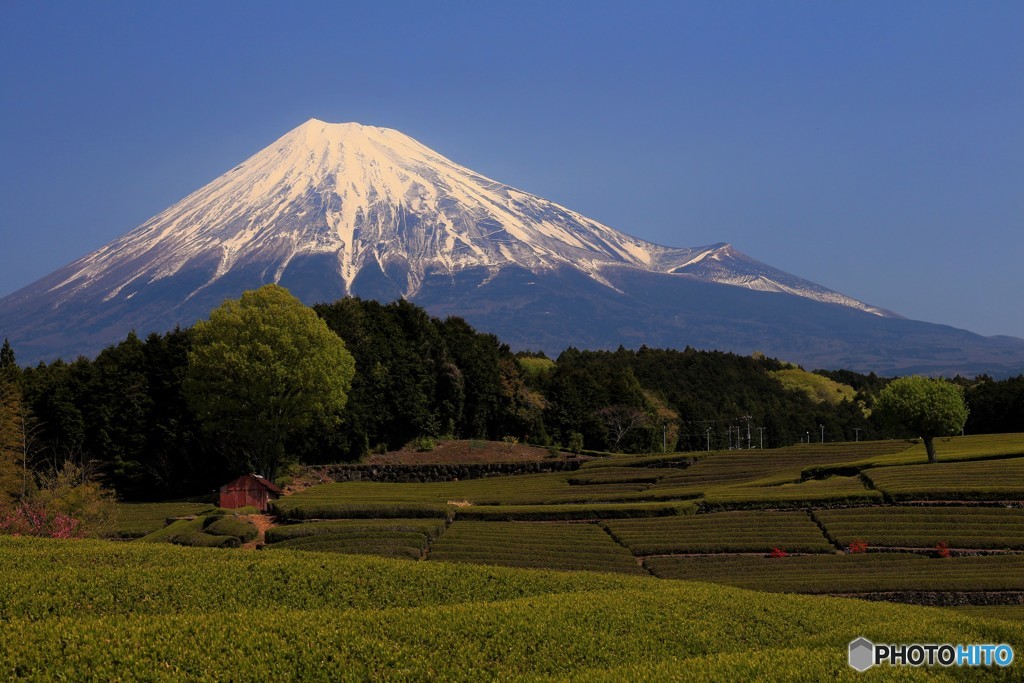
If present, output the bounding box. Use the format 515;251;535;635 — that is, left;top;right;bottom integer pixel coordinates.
185;285;355;481
875;376;969;463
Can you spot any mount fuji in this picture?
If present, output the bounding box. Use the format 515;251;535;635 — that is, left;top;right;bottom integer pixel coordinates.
2;119;1023;376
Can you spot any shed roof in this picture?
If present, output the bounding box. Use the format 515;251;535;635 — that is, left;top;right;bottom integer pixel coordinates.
223;473;283;494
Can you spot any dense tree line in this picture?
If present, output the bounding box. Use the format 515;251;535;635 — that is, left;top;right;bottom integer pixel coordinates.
956;375;1024;435
2;296;1022;499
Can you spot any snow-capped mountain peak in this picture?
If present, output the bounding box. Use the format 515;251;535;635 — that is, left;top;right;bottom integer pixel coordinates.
7;118;975;369
51;120;661;301
40;120;880;314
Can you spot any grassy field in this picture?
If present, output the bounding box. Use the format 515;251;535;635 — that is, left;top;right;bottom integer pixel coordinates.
3;536;1022;681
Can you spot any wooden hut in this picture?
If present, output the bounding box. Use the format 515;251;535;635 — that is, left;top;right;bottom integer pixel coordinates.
219;473;282;511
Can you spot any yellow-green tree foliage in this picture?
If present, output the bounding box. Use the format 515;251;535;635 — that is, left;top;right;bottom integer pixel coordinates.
770;368;857;406
185;285;356;480
32;462;117;537
876;375;969;463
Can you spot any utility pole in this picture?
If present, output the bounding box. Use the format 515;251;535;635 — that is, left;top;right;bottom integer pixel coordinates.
706;427;711;452
745;415;752;450
662;423;667;453
820;424;824;444
854;427;861;443
757;426;764;450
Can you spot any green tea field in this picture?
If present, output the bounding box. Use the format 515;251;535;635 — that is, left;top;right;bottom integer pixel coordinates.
68;433;1024;678
2;536;1022;680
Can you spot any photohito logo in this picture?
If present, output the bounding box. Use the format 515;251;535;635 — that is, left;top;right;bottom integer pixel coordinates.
849;637;1014;671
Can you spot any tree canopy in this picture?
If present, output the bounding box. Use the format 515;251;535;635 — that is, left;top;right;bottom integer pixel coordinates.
0;378;26;502
185;285;355;480
875;375;969;463
9;293;1024;500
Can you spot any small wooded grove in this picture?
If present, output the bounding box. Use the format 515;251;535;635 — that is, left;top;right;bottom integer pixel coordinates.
2;294;1023;499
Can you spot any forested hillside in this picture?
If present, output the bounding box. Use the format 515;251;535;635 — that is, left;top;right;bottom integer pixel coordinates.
2;297;1021;500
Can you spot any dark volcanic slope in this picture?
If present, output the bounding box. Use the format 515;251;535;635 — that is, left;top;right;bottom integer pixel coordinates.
412;265;1024;377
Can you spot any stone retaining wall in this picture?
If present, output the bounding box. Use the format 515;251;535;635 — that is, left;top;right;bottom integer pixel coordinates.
324;460;584;483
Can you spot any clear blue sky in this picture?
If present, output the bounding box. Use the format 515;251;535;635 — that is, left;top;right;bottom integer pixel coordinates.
2;2;1022;337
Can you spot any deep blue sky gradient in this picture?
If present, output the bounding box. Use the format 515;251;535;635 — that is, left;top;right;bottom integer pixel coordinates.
2;2;1022;337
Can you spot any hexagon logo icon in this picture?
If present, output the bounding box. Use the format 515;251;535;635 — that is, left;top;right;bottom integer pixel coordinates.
849;637;875;671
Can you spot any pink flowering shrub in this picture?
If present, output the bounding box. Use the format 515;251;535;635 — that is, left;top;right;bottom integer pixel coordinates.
0;500;83;539
769;547;788;558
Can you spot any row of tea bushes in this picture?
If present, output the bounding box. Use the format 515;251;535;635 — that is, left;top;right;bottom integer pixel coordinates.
427;521;645;574
646;553;1024;594
137;513;257;548
863;458;1024;501
3;536;1022;680
813;506;1024;550
262;518;449;560
603;510;834;555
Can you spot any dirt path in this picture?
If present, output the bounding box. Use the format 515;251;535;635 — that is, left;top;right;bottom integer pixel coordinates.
241;514;276;549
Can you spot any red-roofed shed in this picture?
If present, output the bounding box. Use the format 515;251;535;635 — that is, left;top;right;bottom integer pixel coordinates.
219;473;282;511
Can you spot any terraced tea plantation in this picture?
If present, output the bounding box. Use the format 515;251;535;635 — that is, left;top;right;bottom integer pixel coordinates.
428;520;645;574
645;553;1024;594
251;434;1024;617
108;433;1024;632
264;519;446;559
107;502;216;538
5;536;1023;680
863;458;1024;501
9;434;1024;677
814;507;1024;550
603;510;834;555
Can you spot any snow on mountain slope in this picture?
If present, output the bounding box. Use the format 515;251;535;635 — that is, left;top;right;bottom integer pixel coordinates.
663;243;900;317
38;119;886;315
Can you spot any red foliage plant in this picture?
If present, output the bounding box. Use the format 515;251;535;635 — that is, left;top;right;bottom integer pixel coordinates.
769;547;788;558
934;541;951;559
848;540;869;554
0;501;83;539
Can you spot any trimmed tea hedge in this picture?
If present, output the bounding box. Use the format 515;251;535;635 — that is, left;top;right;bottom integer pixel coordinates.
428;521;644;574
863;457;1024;501
271;500;454;520
107;502;214;539
2;536;1022;680
646;553;1024;594
204;516;258;543
700;476;882;510
265;519;447;544
813;506;1024;549
455;501;696;521
603;510;833;555
266;532;427;559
